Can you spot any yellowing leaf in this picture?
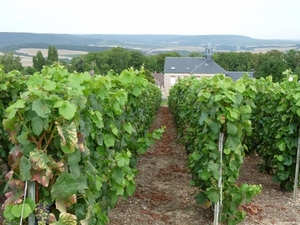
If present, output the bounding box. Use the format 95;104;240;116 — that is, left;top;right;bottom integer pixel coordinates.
56;121;77;153
57;212;77;225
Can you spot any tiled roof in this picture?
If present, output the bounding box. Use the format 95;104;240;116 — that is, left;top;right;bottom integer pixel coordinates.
153;72;164;85
164;57;206;73
163;57;253;80
191;59;226;74
164;57;226;74
226;71;254;81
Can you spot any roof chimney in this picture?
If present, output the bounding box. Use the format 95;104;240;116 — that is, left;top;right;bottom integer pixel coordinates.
206;42;213;60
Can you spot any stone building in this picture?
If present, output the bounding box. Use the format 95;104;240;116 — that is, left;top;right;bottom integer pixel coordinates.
163;43;253;97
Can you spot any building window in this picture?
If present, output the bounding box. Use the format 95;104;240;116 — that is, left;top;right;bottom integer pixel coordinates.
170;76;176;86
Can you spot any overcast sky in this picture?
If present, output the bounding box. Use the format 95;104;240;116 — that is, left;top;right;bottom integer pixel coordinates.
1;0;300;40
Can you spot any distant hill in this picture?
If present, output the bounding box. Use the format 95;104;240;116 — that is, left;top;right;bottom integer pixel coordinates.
1;32;300;53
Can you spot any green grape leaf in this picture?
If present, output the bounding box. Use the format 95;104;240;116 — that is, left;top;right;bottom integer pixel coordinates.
69;164;81;179
119;70;133;86
95;176;103;191
206;188;220;203
68;150;81;166
123;123;133;134
227;122;238;135
228;108;240;121
59;101;77;120
3;205;15;220
195;192;207;205
31;116;43;136
32;99;51;118
116;184;124;195
208;120;219;134
17;130;30;146
53;99;64;108
5;99;26;119
235;83;245;93
199;112;208;125
110;124;119;136
43;79;56;91
104;133;115;147
27;74;43;87
25;197;36;211
112;167;124;185
75;204;85;221
68;72;90;87
207;160;220;180
152;127;165;140
113;101;121;114
132;86;142;96
20;156;31;181
51;173;79;200
11;204;32;218
115;152;129;167
214;94;223;102
90;110;104;129
224;148;231;155
201;171;211;181
126;181;135;196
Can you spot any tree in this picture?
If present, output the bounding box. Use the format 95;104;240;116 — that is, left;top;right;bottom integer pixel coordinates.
128;51;145;69
106;47;131;74
283;49;300;72
70;55;85;73
143;69;155;84
24;66;37;75
255;51;286;82
47;45;59;65
155;51;181;73
187;51;203;57
32;50;46;71
144;55;158;72
0;52;23;73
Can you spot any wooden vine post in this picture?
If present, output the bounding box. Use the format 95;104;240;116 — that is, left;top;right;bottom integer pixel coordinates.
293;128;300;201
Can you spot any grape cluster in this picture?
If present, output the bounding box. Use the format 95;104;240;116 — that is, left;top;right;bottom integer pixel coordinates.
35;202;50;225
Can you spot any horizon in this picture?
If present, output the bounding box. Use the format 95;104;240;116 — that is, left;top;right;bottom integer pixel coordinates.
1;0;300;40
1;32;300;42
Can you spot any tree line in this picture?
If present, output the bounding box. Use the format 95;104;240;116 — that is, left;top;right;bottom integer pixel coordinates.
1;45;300;82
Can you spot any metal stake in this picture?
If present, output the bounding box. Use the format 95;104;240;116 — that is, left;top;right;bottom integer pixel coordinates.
214;132;224;225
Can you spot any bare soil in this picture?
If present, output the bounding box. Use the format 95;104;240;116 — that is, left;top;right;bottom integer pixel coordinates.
108;106;300;225
1;106;300;224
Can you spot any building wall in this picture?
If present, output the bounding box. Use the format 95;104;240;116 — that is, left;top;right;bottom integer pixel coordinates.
164;73;216;97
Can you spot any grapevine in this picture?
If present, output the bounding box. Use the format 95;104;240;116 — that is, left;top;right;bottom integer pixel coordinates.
1;64;164;224
247;70;300;191
168;74;261;224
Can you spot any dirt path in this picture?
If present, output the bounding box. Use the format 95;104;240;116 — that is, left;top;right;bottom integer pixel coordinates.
108;106;300;225
108;106;209;224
